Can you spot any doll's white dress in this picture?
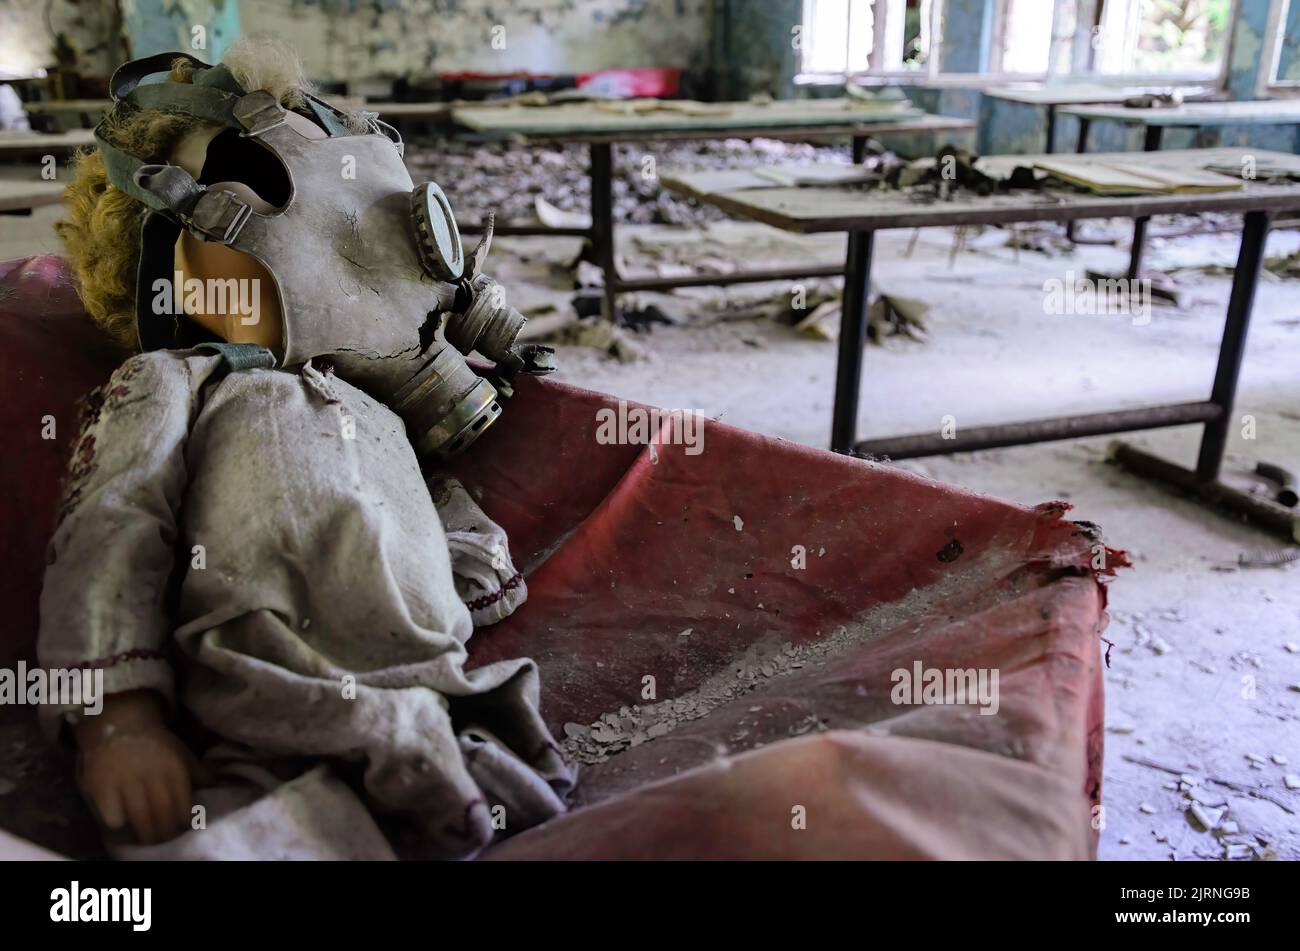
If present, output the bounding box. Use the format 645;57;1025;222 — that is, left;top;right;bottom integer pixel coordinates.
38;348;572;858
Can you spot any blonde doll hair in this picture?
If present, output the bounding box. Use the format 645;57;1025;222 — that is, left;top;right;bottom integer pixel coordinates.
57;37;363;350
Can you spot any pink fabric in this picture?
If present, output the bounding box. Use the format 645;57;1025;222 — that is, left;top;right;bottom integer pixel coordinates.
1;256;1118;859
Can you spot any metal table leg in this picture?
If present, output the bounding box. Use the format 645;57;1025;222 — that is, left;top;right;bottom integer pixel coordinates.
1064;117;1091;242
1126;124;1164;279
589;142;619;321
1044;104;1058;154
1103;210;1294;540
1196;210;1271;481
848;216;1275;470
852;133;868;165
830;231;875;454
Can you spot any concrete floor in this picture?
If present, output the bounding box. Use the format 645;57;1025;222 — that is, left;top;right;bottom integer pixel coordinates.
535;217;1300;861
4;193;1298;861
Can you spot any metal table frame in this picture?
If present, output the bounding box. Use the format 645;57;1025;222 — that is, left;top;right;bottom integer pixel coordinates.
0;180;65;216
981;85;1213;157
1062;104;1300;276
841;210;1292;540
832;209;1265;468
450;115;973;319
985;87;1215;259
1064;117;1176;276
0;130;96;159
661;152;1300;539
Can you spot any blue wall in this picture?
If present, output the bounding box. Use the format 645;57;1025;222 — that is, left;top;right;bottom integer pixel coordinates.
124;0;240;64
117;0;1300;156
900;0;1300;155
1278;0;1300;82
940;0;995;74
1225;0;1273;98
1073;0;1298;155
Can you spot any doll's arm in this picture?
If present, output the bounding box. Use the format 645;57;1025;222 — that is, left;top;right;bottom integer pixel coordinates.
39;349;220;842
427;476;528;627
39;350;206;707
72;689;204;843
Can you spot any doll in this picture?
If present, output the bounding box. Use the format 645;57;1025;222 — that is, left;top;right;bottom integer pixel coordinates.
41;37;571;859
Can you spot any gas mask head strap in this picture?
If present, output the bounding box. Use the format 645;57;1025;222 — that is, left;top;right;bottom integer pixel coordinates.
95;53;255;244
94;52;357;244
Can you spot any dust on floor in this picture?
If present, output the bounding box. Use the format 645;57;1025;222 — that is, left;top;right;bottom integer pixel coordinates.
535;217;1300;862
3;160;1297;861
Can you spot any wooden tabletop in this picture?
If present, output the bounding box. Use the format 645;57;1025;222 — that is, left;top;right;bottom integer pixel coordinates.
1059;98;1300;126
0;129;96;155
369;101;454;119
449;98;973;143
984;83;1216;107
0;180;65;212
22;99;110;113
660;147;1300;233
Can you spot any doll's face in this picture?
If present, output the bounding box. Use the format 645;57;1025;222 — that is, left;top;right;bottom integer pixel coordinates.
168;111;327;355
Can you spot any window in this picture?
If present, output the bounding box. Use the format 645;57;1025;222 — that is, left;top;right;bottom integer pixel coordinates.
1265;0;1300;93
804;0;1230;83
983;0;1230;81
1091;0;1230;78
991;0;1059;75
800;0;937;77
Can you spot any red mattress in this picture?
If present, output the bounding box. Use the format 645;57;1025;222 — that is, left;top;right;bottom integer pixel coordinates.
0;255;1120;859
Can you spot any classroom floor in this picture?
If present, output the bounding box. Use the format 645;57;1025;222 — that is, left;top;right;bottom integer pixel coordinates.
4;173;1297;861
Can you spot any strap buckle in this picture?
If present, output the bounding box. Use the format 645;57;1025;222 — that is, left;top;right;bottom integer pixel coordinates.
187;189;252;245
233;90;286;137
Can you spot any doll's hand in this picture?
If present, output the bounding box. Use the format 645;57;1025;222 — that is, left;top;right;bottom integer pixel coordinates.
73;690;203;845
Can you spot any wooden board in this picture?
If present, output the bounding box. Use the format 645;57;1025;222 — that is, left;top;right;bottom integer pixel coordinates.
0;180;64;212
1033;157;1243;195
752;164;878;187
985;83;1216;106
369;101;454;119
0;130;96;155
660;147;1300;233
1059;98;1300;127
668;164;877;198
22;99;110;114
451;97;927;139
914;76;1020;90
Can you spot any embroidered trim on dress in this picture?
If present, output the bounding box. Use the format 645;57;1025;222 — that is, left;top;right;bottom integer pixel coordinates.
74;648;168;670
465;573;523;612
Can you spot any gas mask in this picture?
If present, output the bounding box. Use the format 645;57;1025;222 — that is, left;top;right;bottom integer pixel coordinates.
95;52;554;461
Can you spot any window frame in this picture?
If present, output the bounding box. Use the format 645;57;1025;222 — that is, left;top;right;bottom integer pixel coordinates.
1083;0;1236;84
953;0;1235;87
1261;0;1300;97
987;0;1063;78
796;0;1238;90
795;0;944;84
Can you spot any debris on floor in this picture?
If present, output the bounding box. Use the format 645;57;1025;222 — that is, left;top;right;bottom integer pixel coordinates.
411;137;859;230
538;316;646;362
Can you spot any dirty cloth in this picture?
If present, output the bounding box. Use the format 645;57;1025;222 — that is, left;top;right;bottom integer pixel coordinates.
37;349;573;858
114;764;399;861
6;255;1111;860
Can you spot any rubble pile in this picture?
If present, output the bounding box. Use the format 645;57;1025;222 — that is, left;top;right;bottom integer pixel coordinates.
406;136;859;228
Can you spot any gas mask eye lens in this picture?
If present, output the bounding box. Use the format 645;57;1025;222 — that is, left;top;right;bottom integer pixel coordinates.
199;128;292;208
411;181;464;282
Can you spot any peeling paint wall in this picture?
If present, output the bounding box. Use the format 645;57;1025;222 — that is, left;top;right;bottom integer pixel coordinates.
1225;0;1270;99
710;0;801;100
967;0;1300;155
9;0;1300;159
0;0;123;79
1277;0;1300;82
122;0;241;64
236;0;713;81
897;85;979;152
978;97;1045;154
940;0;993;73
